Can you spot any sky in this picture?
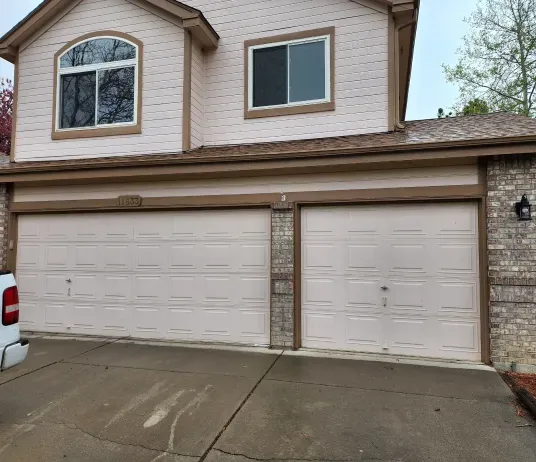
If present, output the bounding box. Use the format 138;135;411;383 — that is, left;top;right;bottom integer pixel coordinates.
0;0;477;121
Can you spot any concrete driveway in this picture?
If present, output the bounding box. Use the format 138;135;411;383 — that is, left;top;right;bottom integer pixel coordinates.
0;337;534;461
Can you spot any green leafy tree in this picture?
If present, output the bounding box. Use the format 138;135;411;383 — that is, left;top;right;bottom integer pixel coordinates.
460;98;491;115
443;0;536;117
437;108;453;118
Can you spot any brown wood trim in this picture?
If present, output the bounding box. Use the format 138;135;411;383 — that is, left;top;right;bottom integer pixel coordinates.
182;30;193;151
183;17;219;50
0;153;485;186
6;185;18;274
9;185;484;214
387;7;395;131
478;194;491;365
293;202;302;350
244;27;335;120
51;31;144;140
10;193;280;213
10;54;19;162
287;184;485;204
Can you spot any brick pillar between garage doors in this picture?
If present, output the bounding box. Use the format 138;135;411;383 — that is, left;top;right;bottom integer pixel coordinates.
487;155;536;372
270;202;295;348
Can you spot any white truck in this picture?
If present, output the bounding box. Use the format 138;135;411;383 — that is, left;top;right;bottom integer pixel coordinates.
0;271;28;371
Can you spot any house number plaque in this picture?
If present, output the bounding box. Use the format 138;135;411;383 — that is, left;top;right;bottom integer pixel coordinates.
117;195;143;207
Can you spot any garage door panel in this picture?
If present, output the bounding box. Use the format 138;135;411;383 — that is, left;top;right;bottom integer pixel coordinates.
346;278;382;310
132;305;162;336
44;302;70;329
302;277;338;307
103;244;133;271
17;210;270;345
438;320;479;354
133;275;167;301
71;303;99;332
345;315;382;348
102;275;131;301
302;311;338;346
239;276;269;304
387;316;429;352
135;244;167;271
302;242;342;273
17;244;41;270
239;243;270;271
74;245;99;270
71;274;98;300
346;243;382;274
18;301;39;329
302;208;340;238
389;279;426;312
102;304;130;334
165;307;197;337
238;309;269;339
437;281;479;315
302;203;481;361
437;243;478;275
435;205;477;236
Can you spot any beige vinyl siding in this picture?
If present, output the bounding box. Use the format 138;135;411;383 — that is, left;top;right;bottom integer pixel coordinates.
182;0;389;145
191;39;205;148
13;165;479;203
15;0;184;162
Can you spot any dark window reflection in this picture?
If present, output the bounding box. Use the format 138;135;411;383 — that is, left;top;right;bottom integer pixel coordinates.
253;45;288;107
60;72;96;129
60;38;136;68
98;67;135;125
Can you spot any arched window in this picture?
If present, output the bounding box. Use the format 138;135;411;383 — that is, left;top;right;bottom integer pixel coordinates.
53;32;142;138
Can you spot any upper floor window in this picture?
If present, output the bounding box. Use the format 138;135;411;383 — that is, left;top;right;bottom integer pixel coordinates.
245;27;335;119
53;32;143;139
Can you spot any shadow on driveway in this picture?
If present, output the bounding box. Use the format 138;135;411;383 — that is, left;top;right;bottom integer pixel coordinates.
0;338;534;461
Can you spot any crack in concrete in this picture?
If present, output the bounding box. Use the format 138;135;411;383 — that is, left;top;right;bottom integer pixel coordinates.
211;448;374;462
44;420;200;459
61;359;262;380
264;377;500;403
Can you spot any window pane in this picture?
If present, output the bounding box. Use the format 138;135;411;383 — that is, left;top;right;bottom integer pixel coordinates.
289;40;326;103
60;38;136;68
253;45;288;107
98;67;136;125
60;72;96;129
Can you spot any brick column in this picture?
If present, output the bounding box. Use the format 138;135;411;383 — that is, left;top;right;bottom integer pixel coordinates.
487;155;536;372
270;202;295;348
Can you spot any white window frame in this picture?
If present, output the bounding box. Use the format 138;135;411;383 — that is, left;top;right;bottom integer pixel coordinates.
247;34;331;112
55;35;139;133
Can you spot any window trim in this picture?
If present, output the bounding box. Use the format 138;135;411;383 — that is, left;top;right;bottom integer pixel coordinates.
52;31;143;141
244;27;335;119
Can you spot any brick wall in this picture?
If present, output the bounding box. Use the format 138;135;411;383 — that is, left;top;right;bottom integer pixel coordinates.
487;154;536;371
270;202;295;348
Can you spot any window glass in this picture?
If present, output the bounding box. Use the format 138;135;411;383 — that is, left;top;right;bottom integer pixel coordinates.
60;72;96;129
60;38;136;68
98;67;136;125
289;41;326;103
253;45;288;107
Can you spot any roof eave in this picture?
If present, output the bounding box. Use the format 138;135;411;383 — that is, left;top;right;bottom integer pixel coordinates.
0;0;219;59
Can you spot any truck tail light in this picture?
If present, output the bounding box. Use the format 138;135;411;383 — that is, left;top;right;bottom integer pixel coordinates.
2;286;19;326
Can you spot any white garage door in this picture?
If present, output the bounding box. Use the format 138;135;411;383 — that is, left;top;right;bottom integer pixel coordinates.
16;209;270;345
301;203;481;361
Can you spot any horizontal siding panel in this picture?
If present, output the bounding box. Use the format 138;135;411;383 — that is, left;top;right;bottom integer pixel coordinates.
16;0;184;161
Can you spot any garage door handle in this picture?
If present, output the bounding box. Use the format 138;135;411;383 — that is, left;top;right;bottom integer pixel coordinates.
381;286;388;291
66;278;72;283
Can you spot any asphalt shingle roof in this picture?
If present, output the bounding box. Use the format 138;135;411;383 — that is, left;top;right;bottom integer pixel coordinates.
3;113;536;172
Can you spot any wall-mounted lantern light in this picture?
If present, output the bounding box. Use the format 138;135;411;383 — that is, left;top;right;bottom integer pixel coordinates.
515;194;532;221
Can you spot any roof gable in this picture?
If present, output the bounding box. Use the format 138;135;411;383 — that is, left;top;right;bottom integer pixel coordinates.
0;0;219;62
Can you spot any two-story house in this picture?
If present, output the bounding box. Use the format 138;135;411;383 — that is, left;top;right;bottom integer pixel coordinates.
1;0;536;371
